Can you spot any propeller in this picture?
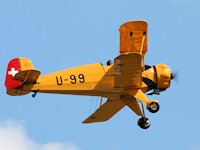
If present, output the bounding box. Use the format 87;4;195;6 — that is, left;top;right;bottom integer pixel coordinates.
171;72;178;82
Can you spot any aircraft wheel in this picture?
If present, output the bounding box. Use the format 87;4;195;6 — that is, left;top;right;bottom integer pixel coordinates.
32;91;38;98
137;117;151;129
147;101;160;113
32;93;36;98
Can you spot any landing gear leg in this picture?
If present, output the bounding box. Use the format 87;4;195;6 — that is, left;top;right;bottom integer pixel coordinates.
137;103;151;129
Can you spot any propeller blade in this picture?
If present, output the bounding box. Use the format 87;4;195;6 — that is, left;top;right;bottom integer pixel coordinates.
171;72;178;82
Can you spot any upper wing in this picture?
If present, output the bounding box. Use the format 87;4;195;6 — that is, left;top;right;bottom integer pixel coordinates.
82;99;125;123
119;20;148;59
114;53;142;88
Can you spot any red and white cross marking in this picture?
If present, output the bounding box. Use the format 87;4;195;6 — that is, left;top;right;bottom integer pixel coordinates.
8;67;19;77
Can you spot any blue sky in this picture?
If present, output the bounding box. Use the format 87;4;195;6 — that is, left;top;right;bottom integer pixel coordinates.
1;0;200;150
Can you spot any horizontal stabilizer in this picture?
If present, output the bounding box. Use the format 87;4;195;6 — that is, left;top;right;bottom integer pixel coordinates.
14;70;40;84
6;88;30;96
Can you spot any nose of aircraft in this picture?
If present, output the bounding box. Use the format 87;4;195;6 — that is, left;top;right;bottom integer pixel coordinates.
154;64;171;90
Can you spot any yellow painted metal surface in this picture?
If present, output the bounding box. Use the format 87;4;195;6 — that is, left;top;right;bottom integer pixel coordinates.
114;52;142;88
119;21;148;59
127;89;151;103
83;99;125;123
19;57;35;71
155;64;171;89
121;97;142;116
27;63;115;97
5;20;172;124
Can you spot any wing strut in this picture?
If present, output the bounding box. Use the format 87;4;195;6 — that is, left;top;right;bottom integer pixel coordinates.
140;32;146;55
100;97;103;107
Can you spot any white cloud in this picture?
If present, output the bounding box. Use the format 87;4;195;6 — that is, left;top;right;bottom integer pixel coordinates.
0;120;78;150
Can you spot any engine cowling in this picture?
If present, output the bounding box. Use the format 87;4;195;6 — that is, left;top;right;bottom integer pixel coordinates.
154;64;171;91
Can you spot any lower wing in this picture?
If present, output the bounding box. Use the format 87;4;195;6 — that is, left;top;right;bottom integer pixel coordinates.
82;96;142;123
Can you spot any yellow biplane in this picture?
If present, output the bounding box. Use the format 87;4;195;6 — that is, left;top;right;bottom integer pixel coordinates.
5;21;173;129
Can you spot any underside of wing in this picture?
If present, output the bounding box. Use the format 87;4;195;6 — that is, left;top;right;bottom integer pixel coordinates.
114;53;142;88
83;96;142;123
82;100;125;123
121;96;142;116
119;21;148;59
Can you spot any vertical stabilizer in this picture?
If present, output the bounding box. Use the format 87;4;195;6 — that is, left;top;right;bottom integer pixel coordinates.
5;57;40;96
5;58;22;89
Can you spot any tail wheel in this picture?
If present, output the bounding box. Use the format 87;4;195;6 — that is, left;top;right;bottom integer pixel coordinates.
137;117;151;129
147;101;160;113
32;90;38;98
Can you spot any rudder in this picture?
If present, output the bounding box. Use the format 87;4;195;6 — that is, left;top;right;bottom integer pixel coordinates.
5;58;23;89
